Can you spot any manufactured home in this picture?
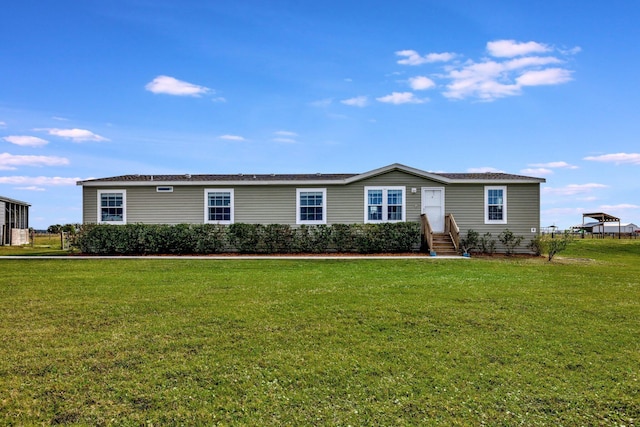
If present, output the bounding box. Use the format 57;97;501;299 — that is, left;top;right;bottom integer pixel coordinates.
77;163;545;253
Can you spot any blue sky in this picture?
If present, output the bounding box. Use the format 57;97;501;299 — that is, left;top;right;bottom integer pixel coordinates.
1;0;639;230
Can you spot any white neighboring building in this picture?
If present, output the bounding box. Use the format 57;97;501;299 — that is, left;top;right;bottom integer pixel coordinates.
593;222;639;234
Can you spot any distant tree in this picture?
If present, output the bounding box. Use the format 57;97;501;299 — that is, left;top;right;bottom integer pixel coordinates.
62;224;77;235
47;224;62;234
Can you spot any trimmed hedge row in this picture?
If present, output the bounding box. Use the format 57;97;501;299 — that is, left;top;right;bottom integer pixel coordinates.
74;222;421;255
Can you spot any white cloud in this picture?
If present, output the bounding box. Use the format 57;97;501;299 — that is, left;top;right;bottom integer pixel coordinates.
517;68;573;86
310;98;333;107
559;46;582;55
503;56;563;70
376;92;425;104
218;134;245;141
145;75;211;97
408;76;436;90
600;203;640;210
3;135;49;147
529;161;578;169
0;176;80;186
389;40;579;102
327;113;348;120
444;72;521;100
52;116;70;121
272;130;298;143
487;40;551;57
42;128;109;142
521;168;553;176
212;97;227;103
17;186;46;191
396;50;456;65
542;183;608;196
443;58;574;100
274;131;298;137
583;152;640;165
0;153;70;170
341;96;368;107
541;207;586;226
0;121;6;127
467;167;505;173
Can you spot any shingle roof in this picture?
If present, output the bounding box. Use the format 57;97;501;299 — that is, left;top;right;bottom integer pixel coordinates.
435;172;544;181
80;173;357;183
77;164;545;186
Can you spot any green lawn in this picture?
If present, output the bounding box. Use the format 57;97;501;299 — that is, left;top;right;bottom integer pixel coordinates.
0;233;69;256
0;240;638;425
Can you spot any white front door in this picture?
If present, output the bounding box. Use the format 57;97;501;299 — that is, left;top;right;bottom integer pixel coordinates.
422;188;445;233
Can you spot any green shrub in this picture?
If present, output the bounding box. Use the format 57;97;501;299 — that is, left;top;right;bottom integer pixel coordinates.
331;224;356;252
498;229;524;256
228;223;262;253
529;232;574;261
479;232;496;254
461;229;479;254
75;222;422;255
193;224;227;254
528;234;544;256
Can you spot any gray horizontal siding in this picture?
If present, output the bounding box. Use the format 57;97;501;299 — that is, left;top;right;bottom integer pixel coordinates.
81;171;541;250
329;170;444;223
82;187;97;223
234;186;296;224
446;183;541;252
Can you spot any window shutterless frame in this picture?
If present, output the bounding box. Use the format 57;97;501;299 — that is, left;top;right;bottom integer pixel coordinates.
296;188;327;225
484;186;507;224
204;189;234;224
364;186;406;223
97;189;127;224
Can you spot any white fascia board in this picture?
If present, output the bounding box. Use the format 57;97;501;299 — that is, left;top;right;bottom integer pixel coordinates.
344;163;452;184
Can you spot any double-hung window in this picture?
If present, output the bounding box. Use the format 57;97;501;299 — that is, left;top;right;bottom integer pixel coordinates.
485;186;507;224
205;189;234;224
98;190;126;224
364;186;405;223
297;188;327;225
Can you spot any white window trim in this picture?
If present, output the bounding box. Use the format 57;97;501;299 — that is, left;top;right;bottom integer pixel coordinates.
97;189;127;224
296;188;327;225
204;188;235;225
364;186;406;223
485;185;507;224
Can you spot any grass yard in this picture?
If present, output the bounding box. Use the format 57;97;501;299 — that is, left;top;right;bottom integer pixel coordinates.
0;233;68;256
0;240;638;425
